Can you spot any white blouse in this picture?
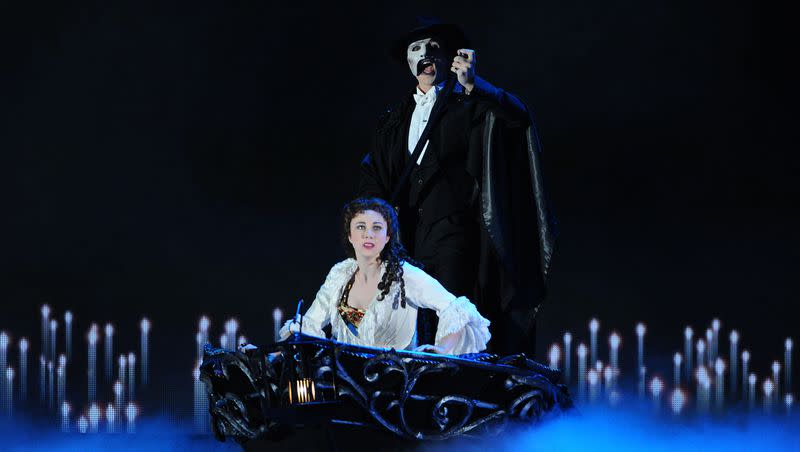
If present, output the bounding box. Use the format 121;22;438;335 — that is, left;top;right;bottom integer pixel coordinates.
279;259;491;355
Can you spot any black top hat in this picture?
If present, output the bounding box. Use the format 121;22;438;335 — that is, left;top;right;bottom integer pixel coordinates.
388;22;470;64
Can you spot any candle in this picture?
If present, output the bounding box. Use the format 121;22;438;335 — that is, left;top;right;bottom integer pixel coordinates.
128;352;136;403
705;329;713;366
714;358;725;412
199;316;210;359
104;324;114;383
220;334;227;351
589;319;599;367
113;381;123;420
56;364;64;409
87;325;98;403
4;368;13;416
49;319;57;362
609;332;621;380
786;394;794;416
729;330;739;397
41;305;50;361
193;365;203;433
64;311;72;361
772;361;781;398
742;350;750;404
225;319;239;352
78;415;88;434
587;369;599;403
563;332;572;385
697;339;706;374
548;343;560;370
763;379;774;414
47;361;54;410
195;332;204;363
18;338;27;402
748;373;757;411
39;355;45;404
126;403;137;433
140;318;150;387
0;332;7;408
636;323;646;396
670;388;686;416
273;308;283;342
649;376;664;413
696;366;710;414
684;327;694;381
88;403;101;433
61;401;71;432
711;318;720;365
577;343;587;400
639;366;647;400
603;365;614;397
118;355;127;408
106;403;116;433
673;353;682;387
786;339;793;396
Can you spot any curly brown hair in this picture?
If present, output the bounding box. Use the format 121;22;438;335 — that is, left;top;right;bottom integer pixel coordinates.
341;197;415;308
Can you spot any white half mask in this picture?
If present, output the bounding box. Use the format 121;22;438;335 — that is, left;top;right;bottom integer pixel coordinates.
406;38;445;77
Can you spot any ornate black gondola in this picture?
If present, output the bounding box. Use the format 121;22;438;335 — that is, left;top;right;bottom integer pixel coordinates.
199;333;572;448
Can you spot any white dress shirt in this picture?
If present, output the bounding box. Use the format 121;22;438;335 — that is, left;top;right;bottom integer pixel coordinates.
279;259;491;355
407;85;440;165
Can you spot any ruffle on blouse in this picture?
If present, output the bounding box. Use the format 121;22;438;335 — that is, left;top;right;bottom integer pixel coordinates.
434;296;491;355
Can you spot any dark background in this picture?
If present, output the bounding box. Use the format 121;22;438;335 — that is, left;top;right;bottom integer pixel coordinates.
0;0;796;412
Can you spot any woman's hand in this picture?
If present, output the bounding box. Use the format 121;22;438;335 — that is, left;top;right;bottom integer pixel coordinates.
414;344;447;354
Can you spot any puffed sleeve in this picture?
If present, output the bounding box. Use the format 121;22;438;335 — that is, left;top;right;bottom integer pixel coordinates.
403;264;491;354
278;260;352;340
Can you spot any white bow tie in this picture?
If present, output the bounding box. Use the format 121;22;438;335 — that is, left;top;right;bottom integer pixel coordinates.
413;90;437;107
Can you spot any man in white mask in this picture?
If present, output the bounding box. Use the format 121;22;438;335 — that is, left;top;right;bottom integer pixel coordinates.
358;22;556;357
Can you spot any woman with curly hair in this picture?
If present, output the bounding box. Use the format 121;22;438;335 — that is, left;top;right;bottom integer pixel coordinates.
279;197;490;355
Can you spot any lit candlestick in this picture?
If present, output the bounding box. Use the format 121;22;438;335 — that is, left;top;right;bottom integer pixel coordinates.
41;305;50;361
589;319;599;367
563;332;572;385
49;319;57;362
64;311;72;361
198;316;210;360
5;368;13;416
748;373;757;411
113;381;123;420
696;339;706;374
587;369;599;403
786;339;793;396
772;361;781;398
577;343;587;400
639;366;647;400
711;318;720;365
603;365;614;398
106;403;116;433
196;332;204;363
636;323;646;397
742;350;750;404
39;355;45;404
118;355;127;408
87;325;98;402
220;334;227;350
78;415;88;434
272;308;283;342
548;343;561;370
88;403;101;433
61;402;71;432
140;318;150;387
696;366;710;414
705;329;713;366
225;319;238;352
609;332;621;381
56;364;64;409
47;361;54;410
126;403;138;433
0;332;7;408
684;327;694;381
18;338;27;401
104;324;114;383
127;352;136;402
763;379;774;414
193;365;203;433
729;330;739;397
670;388;686;417
786;394;794;416
714;358;725;412
673;352;682;387
649;376;664;413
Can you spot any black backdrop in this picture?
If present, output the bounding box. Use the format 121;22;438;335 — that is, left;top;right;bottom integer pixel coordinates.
1;0;796;407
